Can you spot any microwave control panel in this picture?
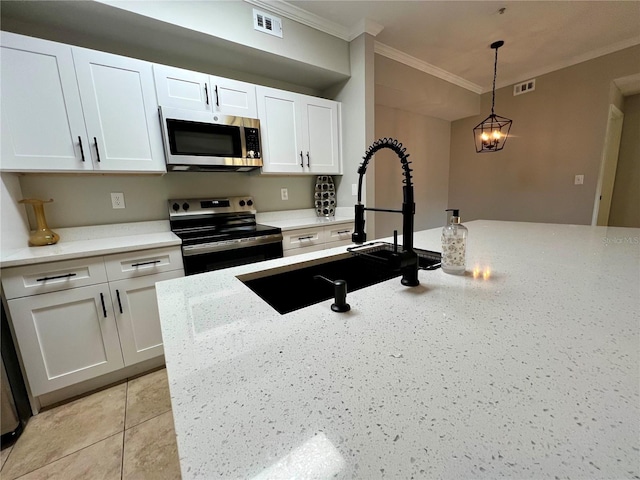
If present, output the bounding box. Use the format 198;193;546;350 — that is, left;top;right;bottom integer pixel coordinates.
245;128;261;158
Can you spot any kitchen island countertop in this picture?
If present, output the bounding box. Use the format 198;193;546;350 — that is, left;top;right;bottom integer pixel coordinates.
156;220;639;479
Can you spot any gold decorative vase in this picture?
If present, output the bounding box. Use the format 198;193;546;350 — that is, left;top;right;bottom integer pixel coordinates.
19;198;60;246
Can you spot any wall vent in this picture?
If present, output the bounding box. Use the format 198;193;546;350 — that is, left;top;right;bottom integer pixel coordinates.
253;9;283;38
514;79;536;96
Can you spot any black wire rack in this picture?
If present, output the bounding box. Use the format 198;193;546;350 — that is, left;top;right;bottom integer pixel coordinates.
347;242;441;270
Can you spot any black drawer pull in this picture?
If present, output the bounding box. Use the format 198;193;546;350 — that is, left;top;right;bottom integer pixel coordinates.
131;260;161;267
94;137;101;162
100;293;107;318
116;289;123;314
298;235;314;241
36;273;77;282
337;230;351;234
78;137;85;162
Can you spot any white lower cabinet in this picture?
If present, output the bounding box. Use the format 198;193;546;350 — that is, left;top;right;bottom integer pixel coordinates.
2;247;184;396
282;223;354;257
7;285;125;396
109;270;183;365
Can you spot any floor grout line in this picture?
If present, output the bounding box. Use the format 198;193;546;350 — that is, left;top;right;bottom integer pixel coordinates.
10;432;124;480
121;380;129;480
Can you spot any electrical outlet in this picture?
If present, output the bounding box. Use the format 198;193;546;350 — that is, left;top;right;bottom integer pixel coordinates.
352;184;358;196
111;192;125;209
574;175;584;185
280;188;288;201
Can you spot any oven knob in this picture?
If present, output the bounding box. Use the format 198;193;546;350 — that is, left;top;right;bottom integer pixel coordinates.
172;203;180;212
182;202;190;211
239;200;246;207
247;199;253;206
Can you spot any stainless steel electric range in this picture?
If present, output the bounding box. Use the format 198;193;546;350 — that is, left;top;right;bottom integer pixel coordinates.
168;196;283;276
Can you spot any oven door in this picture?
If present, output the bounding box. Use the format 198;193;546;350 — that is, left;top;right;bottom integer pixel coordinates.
182;235;283;276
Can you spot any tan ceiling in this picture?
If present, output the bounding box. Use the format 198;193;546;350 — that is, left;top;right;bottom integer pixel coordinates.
287;0;640;91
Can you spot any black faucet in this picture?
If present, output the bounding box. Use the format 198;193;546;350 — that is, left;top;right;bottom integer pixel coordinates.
352;138;419;287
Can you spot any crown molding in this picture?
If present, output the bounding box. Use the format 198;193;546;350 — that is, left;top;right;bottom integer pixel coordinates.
494;35;640;93
375;42;483;94
349;18;384;41
244;0;350;40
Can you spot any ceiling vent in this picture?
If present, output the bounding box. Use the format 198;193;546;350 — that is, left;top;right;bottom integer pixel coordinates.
514;79;536;96
253;9;283;38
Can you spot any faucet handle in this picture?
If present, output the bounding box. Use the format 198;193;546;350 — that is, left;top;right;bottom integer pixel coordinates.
352;204;367;244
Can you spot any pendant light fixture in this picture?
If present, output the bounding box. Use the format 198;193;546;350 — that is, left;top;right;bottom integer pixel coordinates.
474;40;512;153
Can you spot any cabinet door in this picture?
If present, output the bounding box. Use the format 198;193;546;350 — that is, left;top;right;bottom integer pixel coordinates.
8;285;124;396
109;270;183;366
303;98;341;175
73;48;166;173
211;76;258;118
153;65;211;112
256;87;304;174
0;32;91;172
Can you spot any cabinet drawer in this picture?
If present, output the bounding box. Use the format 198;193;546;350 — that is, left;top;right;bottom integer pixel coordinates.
324;223;354;244
282;227;324;251
104;247;184;281
2;257;108;299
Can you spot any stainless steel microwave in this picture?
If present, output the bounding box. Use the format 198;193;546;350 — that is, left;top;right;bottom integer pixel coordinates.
159;106;262;172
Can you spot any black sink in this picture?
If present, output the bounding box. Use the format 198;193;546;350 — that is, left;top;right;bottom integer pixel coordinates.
239;245;440;314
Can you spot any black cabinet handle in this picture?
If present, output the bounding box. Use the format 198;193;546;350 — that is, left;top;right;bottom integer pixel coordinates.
204;84;209;105
100;293;107;318
298;235;314;241
337;230;351;235
214;85;219;107
94;137;101;162
36;273;77;282
131;260;161;267
299;151;304;167
78;137;85;162
306;151;310;167
116;289;123;314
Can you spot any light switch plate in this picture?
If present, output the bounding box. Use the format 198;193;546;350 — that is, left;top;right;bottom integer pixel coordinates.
281;188;288;201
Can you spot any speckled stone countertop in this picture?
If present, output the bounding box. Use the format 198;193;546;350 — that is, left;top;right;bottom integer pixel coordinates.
257;207;353;231
156;220;640;479
0;220;181;268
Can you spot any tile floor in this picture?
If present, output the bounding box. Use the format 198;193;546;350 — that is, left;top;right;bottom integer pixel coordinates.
0;368;181;479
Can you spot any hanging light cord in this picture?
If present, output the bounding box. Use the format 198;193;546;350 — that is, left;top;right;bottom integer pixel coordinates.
491;46;498;116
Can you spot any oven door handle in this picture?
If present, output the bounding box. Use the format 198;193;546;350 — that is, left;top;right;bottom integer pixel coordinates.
181;233;283;256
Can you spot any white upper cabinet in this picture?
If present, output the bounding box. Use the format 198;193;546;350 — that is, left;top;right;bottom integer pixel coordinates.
73;48;166;173
256;87;304;173
257;86;341;175
0;32;92;172
303;98;341;174
0;33;165;173
154;65;258;118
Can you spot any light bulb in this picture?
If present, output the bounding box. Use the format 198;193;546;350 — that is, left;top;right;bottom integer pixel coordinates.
481;132;489;142
492;130;501;140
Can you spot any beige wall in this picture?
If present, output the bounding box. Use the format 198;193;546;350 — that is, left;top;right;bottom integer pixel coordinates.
449;45;640;225
17;173;316;229
1;174;30;250
374;106;450;238
609;94;640;227
324;34;376;224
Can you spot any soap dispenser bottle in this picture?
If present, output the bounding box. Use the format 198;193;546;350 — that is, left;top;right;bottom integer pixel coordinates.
441;209;467;275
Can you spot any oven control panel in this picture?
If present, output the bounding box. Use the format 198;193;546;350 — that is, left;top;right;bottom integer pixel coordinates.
168;196;255;216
